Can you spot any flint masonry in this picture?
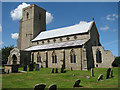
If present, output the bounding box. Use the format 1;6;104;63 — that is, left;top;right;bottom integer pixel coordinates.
7;4;114;70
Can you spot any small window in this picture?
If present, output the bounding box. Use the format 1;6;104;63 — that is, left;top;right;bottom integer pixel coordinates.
53;39;56;42
67;36;70;40
42;41;44;44
74;35;77;39
39;13;41;20
60;37;62;41
47;39;50;43
27;12;29;19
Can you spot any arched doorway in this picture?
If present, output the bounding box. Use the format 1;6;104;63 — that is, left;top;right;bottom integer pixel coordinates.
12;54;17;64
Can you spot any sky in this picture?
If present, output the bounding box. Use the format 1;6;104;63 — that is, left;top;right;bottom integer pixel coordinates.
1;2;119;56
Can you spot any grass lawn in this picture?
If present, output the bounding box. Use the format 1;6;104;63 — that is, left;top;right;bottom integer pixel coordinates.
2;67;119;89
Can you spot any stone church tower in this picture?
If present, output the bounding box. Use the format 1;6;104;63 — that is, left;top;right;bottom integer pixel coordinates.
7;4;46;66
17;4;46;50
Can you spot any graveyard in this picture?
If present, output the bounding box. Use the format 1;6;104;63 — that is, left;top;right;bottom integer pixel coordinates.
2;67;118;89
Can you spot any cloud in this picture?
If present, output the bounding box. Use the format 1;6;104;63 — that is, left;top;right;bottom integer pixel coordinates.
11;33;18;39
100;26;109;31
46;12;53;24
0;41;4;45
10;3;53;24
0;24;2;32
106;14;118;21
11;2;30;20
79;21;88;24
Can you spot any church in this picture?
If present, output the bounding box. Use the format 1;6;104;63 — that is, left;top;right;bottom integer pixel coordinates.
7;4;114;71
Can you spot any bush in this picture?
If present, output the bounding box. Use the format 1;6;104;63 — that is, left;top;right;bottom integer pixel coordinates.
112;56;120;67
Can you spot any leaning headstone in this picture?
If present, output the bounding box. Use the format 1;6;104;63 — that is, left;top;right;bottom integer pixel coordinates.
51;68;54;73
55;68;58;73
34;84;46;90
29;63;34;71
106;68;111;79
110;70;114;78
73;79;81;87
23;65;27;71
48;84;57;90
35;64;39;71
91;68;94;77
97;74;103;81
71;67;73;71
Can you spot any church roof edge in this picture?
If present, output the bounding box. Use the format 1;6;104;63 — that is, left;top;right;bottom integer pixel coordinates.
32;20;94;42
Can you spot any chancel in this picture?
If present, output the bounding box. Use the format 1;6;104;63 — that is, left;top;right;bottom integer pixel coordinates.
6;4;114;71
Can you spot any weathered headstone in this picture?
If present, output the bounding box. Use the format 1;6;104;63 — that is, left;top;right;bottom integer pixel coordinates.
106;68;111;79
71;67;73;71
61;67;64;73
34;84;46;90
51;68;54;73
23;65;27;71
29;63;34;71
110;70;113;78
91;68;94;77
35;64;39;71
55;68;58;73
48;84;57;90
97;74;103;81
73;79;81;87
72;74;75;76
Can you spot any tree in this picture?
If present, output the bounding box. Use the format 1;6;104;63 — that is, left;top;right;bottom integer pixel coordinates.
1;45;14;65
112;56;120;67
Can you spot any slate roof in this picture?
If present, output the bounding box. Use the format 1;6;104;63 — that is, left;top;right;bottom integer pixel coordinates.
32;21;93;41
25;39;89;51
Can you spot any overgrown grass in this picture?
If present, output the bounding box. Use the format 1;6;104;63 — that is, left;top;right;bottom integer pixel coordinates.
2;67;119;89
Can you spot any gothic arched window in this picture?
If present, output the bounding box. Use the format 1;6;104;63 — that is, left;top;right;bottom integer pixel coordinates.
96;49;102;63
70;49;76;63
52;51;57;63
37;52;41;63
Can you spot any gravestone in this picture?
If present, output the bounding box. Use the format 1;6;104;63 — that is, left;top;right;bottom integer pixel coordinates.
71;67;73;71
48;84;57;90
73;79;81;87
61;67;64;73
35;64;39;71
97;74;103;81
34;84;46;90
72;74;75;76
23;65;27;71
91;68;94;77
5;64;19;73
106;68;111;79
29;63;34;71
51;68;54;73
110;70;113;78
55;68;58;73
